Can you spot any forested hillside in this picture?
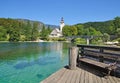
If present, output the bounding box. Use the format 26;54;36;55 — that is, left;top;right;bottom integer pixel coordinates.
0;18;52;41
62;17;120;41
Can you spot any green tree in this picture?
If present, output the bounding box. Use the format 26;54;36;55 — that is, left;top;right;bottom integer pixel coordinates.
84;27;102;36
116;28;120;37
71;26;77;36
89;27;98;35
31;22;39;41
73;38;86;44
24;21;32;41
107;25;115;35
76;25;84;35
62;25;71;36
47;25;52;34
117;38;120;43
40;25;48;38
9;24;20;42
0;26;7;41
102;33;110;42
113;17;120;30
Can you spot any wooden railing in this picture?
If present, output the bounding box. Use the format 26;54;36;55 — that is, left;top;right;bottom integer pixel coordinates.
77;44;120;65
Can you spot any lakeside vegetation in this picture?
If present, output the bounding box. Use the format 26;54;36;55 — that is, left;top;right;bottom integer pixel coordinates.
62;17;120;45
0;17;120;45
0;18;52;42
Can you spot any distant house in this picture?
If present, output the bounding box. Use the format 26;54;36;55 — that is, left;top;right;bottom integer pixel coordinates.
49;28;62;37
49;17;65;37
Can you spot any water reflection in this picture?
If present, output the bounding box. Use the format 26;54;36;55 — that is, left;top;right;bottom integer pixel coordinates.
0;42;70;61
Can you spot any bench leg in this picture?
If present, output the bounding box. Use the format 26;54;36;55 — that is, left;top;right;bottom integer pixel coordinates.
104;70;111;79
107;70;111;76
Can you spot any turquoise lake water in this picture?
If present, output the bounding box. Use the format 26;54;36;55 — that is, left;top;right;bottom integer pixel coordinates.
0;42;70;83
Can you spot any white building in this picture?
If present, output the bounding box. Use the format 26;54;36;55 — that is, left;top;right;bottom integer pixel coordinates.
49;17;65;37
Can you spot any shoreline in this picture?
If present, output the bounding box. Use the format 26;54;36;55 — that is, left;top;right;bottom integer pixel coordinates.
0;40;70;43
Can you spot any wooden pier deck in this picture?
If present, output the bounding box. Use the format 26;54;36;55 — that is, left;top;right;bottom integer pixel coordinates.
41;65;120;83
41;45;120;83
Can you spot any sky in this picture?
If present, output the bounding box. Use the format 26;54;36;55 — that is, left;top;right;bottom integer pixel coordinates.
0;0;120;25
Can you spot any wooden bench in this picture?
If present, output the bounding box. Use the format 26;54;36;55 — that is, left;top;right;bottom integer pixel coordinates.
79;57;117;76
77;45;120;77
84;50;119;62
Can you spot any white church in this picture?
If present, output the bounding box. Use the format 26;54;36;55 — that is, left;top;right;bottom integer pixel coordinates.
49;17;65;37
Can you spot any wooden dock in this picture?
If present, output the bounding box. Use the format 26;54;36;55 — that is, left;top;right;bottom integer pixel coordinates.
41;45;120;83
41;65;120;83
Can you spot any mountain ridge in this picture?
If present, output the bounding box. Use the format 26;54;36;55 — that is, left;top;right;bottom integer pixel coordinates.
16;18;59;29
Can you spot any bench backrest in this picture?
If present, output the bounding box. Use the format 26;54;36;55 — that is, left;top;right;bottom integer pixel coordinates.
77;45;120;64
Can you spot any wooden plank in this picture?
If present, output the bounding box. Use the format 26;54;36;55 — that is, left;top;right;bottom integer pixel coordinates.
41;68;66;83
65;70;74;83
52;68;67;83
116;76;120;82
85;50;119;60
52;68;66;82
57;69;70;83
77;44;120;51
70;70;78;83
84;50;99;57
88;72;94;83
104;76;113;83
84;69;89;83
80;68;85;83
92;73;97;83
95;76;100;83
79;58;109;68
101;77;107;83
93;71;101;83
96;75;103;83
108;76;117;83
75;68;81;83
112;76;120;83
91;69;99;83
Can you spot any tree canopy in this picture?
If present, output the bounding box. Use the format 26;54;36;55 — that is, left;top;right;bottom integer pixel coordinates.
0;18;42;41
0;17;120;42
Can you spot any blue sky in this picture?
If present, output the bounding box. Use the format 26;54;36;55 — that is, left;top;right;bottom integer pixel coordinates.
0;0;120;25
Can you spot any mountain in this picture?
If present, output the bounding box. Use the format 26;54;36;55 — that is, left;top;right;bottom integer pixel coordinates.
45;24;59;29
16;18;59;30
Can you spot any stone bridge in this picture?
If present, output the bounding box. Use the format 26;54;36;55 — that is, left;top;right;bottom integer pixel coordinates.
64;35;102;45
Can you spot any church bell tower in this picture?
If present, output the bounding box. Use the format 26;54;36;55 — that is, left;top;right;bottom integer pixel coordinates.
60;17;65;32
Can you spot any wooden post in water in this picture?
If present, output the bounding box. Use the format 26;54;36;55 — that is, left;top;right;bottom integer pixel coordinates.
69;46;78;70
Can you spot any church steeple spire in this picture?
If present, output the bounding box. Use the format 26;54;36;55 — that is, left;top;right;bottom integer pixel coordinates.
60;17;64;24
60;17;65;32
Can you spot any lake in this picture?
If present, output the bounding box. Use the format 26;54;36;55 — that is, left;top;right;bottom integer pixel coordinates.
0;42;71;83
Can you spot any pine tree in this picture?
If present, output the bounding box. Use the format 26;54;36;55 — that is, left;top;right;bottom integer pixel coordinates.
31;22;39;41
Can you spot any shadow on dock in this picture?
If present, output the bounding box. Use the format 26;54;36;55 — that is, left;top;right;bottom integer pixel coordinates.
77;61;120;78
41;65;120;83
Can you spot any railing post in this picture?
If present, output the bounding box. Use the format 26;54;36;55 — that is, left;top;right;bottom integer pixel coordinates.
81;47;84;57
100;48;104;53
69;46;78;70
99;48;104;62
77;48;80;63
86;38;90;45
